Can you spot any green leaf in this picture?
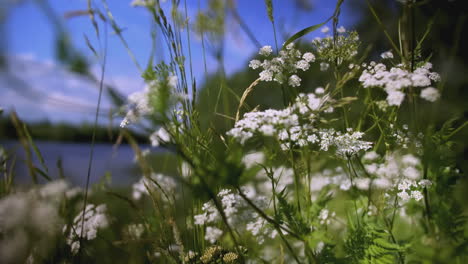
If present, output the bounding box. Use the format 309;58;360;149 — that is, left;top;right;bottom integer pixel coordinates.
282;0;344;48
84;34;98;58
282;21;328;49
33;167;52;181
22;123;49;175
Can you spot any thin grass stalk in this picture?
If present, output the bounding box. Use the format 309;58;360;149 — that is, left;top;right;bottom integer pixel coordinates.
235;77;260;122
366;0;403;60
184;0;196;111
10;112;37;184
78;21;108;261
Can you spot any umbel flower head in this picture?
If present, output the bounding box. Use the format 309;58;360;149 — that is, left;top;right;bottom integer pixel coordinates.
359;61;441;106
249;43;315;87
312;26;360;66
64;204;109;255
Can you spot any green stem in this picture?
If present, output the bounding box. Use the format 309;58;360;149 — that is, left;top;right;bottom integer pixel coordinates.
444;121;468;141
289;147;302;213
237;187;303;264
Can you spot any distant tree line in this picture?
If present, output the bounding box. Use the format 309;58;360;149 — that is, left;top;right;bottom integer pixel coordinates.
0;116;147;143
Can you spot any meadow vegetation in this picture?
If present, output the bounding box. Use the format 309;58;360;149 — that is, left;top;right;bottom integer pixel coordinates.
1;0;467;263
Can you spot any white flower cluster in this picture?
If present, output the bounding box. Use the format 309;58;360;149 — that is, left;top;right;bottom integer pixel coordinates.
228;97;372;156
310;151;430;199
204;226;223;244
420;87;440;102
357;151;431;203
180;162;192;178
359;62;441;106
230;81;373;155
242;151;265;169
249;43;315;87
125;223;145;239
246;218;278;244
388;124;424;152
309;167;351;198
0;181;69;263
64;204;109;255
332;129;373;157
227;92;328;145
380;50;394;59
120;75;181;127
318;209;336;225
194;188;275;244
396;178;431;203
150;127;171;147
132;173;177;200
311;27;360;66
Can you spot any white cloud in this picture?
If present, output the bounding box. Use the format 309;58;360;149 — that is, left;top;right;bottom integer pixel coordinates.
0;54;141;124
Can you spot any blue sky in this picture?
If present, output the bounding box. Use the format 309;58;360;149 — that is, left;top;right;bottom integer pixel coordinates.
1;0;359;124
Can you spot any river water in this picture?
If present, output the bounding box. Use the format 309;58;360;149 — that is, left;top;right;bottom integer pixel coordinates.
1;141;150;186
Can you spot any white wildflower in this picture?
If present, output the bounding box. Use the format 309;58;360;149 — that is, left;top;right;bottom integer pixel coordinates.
296;60;310;71
259;124;276;136
303;52;316;62
249;59;261;69
168;75;178;89
126;223;145;239
315;87;325;94
397;191;410;202
411;73;431;87
386;90;405;106
337;26;346;33
403;166;421;180
39;180;68;198
333;131;373;156
411;190;424;201
246;218;268;244
339;179;352;190
429;72;441;82
196;188;271;243
359;63;440;106
365;163;378;174
0;182;66;263
373;178;392;189
418;179;432;187
285;43;295;50
204;227;223;244
363;151;379;161
316;241;325;253
398;179;415;191
380;50;394;59
150;127;170;147
65;187;82;199
259;45;273;56
65;204;109;255
319;209;335;225
288;75;301;87
321;26;330;33
259;70;274;81
355;178;371;190
420;87;440;102
181;162;192;178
